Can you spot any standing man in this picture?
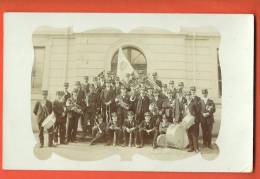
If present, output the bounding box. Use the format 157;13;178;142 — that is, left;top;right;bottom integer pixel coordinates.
185;91;199;153
63;82;71;104
169;80;177;99
83;84;98;137
100;80;115;123
74;81;86;138
33;90;53;148
135;87;150;124
82;76;90;95
152;72;162;88
66;89;84;143
115;86;130;126
173;82;186;123
53;91;66;145
200;89;216;149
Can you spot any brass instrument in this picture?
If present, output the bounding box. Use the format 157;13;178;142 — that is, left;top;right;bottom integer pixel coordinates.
66;98;83;115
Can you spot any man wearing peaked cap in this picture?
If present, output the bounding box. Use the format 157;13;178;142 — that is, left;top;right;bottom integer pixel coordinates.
152;72;162;88
116;84;130;128
189;86;201;142
83;76;90;95
122;110;138;147
185;89;200;153
138;111;157;148
200;88;216;149
53;90;67;145
33;90;53;148
136;85;150;124
174;81;186;123
105;112;122;146
83;83;98;137
169;80;177;99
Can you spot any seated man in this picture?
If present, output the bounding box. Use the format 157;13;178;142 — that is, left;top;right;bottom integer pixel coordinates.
89;113;107;145
137;112;157;148
122;111;138;147
105;112;122;146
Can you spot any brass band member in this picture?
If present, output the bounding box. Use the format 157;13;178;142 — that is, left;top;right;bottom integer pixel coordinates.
122;111;138;147
135;87;150;124
53;91;66;145
90;113;107;145
115;86;130;126
173;82;186;123
200;89;216;149
105;112;122;146
137;112;157;148
185;91;199;153
66;88;84;143
33;90;53;148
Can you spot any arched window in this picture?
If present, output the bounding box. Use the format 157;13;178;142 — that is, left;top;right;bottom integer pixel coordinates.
111;46;147;75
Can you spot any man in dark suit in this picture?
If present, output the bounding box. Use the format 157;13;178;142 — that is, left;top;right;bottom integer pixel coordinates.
122;111;138;147
137;112;157;148
100;80;116;123
169;80;177;99
185;91;200;153
33;90;53;148
115;86;130;126
83;84;98;136
53;91;66;145
151;89;164;112
82;76;90;95
74;81;86;138
63;82;71;142
152;72;162;88
135;87;150;124
173;82;186;123
200;89;216;149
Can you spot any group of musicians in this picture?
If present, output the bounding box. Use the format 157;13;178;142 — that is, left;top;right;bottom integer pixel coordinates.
33;71;216;152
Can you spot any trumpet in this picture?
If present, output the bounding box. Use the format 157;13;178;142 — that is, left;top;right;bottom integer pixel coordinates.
66;98;83;115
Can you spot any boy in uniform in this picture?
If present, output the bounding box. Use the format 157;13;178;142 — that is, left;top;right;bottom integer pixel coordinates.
122;111;138;147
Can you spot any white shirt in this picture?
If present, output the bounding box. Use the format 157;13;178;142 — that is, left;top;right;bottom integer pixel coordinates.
202;97;208;104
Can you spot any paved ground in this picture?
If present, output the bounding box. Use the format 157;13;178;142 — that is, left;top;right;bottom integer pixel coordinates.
33;133;219;161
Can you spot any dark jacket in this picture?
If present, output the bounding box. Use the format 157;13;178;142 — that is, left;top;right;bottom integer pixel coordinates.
33;100;52;124
136;95;150;115
200;98;216;123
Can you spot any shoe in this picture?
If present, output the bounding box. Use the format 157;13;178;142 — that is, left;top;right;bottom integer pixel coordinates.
40;144;44;148
187;149;194;152
195;149;199;153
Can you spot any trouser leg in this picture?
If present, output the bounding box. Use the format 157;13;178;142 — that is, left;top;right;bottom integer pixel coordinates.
47;126;54;147
72;115;79;141
60;121;66;144
187;128;194;150
67;116;73;142
201;121;207;145
38;123;44;146
206;122;213;147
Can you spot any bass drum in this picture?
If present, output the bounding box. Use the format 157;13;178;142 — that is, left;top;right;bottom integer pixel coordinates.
166;123;189;149
157;134;167;147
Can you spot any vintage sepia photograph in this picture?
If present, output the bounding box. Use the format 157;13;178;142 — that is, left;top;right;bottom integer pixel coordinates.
31;25;221;161
3;13;253;172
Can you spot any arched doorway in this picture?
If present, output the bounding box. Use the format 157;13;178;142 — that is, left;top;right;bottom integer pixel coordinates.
111;46;147;75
